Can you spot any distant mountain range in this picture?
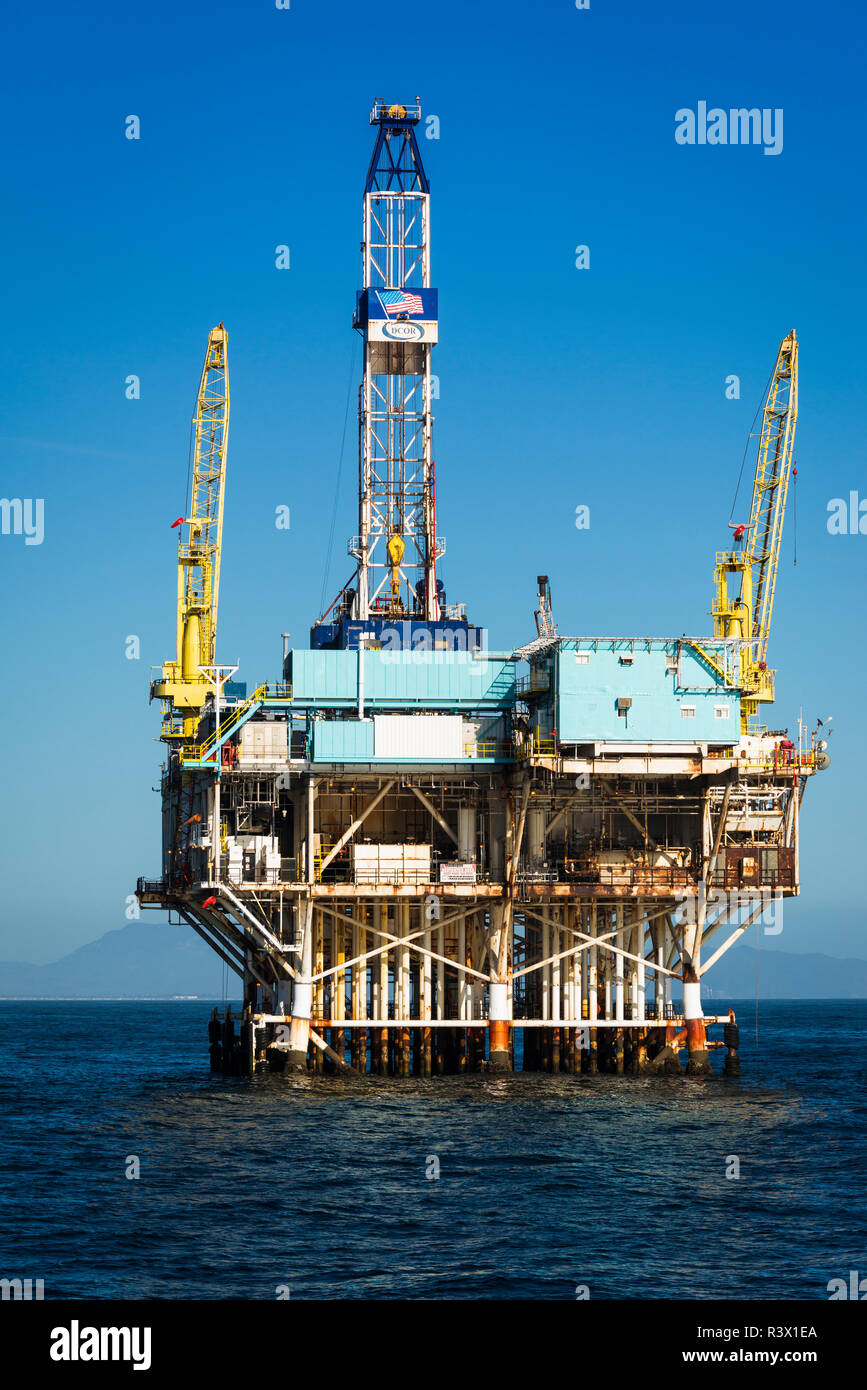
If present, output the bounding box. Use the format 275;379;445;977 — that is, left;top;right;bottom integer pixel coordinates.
0;923;865;999
698;945;867;1000
0;923;223;998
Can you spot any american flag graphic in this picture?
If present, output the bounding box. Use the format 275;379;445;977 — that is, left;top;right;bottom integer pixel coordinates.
378;288;424;316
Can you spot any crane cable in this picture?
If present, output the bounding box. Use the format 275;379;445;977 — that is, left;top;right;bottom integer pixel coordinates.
728;359;776;524
182;416;194;522
320;338;358;618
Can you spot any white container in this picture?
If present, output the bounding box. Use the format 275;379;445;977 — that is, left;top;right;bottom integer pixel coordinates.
237;720;288;766
351;842;431;884
373;714;463;759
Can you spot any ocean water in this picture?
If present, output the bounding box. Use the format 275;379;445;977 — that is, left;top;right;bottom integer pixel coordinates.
0;999;864;1300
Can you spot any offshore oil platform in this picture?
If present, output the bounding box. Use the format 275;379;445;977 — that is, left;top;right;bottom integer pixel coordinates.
137;99;826;1077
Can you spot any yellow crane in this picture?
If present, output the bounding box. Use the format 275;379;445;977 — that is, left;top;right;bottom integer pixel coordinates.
713;330;798;732
152;324;230;739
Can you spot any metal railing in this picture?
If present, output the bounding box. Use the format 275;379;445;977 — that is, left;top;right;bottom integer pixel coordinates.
462;740;513;760
179;683;292;764
515;736;557;761
515;672;551;697
370;98;421;123
558;861;693;889
136;877;167;897
708;867;793;892
352;869;435;887
739;748;816;774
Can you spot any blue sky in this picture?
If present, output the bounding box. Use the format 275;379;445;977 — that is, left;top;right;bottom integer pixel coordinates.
1;0;864;962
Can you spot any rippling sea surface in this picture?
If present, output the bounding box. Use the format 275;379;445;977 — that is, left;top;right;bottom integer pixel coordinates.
0;999;864;1300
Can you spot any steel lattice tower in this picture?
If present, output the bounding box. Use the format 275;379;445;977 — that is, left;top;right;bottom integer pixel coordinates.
350;99;443;622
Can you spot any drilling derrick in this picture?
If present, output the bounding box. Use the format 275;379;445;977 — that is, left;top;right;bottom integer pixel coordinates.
313;101;476;650
355;98;439;622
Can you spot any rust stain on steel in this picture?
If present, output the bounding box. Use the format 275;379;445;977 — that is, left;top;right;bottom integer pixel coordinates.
521;883;679;899
310;883;502;898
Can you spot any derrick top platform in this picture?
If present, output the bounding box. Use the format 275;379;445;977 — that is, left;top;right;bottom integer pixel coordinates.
369;98;422;125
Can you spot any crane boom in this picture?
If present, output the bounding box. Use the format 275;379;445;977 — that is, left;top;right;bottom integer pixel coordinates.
152;324;230;739
713;330;798;731
178;323;230;671
746;331;798;666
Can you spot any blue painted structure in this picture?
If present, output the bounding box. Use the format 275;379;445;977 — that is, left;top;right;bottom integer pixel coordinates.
549;639;740;743
364;102;429;194
313;719;375;761
288;648;516;710
353;287;438;329
308;617;485;652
